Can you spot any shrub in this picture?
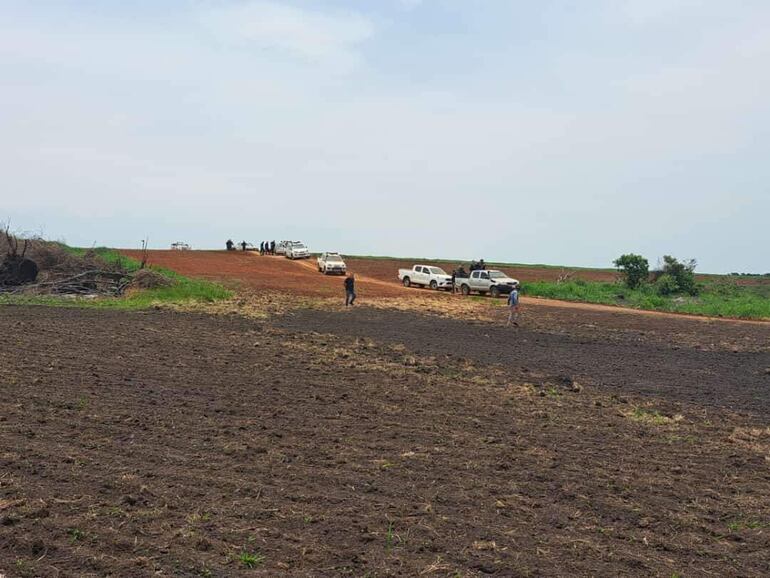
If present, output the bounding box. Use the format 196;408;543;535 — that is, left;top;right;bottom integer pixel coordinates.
657;255;698;295
613;254;649;289
655;273;679;296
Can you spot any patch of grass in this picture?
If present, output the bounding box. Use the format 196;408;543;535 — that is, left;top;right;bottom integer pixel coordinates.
239;551;265;568
68;527;86;542
629;407;669;425
728;519;768;531
385;521;395;552
520;279;770;320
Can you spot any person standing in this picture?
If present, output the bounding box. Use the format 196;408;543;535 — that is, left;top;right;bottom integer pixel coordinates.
226;239;234;251
506;283;520;327
259;241;264;255
450;269;457;294
270;240;276;255
241;240;247;251
344;273;356;307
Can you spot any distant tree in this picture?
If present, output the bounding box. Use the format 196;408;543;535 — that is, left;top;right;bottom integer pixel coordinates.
613;254;649;289
651;255;698;296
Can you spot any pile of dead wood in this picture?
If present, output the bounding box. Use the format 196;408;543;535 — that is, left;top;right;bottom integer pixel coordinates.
0;229;135;297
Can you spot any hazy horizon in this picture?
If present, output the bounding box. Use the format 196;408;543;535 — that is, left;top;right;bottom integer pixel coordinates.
3;1;769;274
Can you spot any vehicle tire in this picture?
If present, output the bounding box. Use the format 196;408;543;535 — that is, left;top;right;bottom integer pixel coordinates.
490;286;500;298
430;280;438;290
403;277;411;287
461;284;470;296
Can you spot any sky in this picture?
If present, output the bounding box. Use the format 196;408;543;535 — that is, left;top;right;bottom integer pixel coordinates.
1;0;769;273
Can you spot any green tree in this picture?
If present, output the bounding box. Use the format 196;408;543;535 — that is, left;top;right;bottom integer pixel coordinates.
613;253;649;289
660;255;698;295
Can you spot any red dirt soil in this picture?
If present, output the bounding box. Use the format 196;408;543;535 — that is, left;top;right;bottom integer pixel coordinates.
121;250;768;325
120;251;409;298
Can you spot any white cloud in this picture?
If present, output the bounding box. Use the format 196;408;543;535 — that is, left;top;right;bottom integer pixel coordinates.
199;1;373;68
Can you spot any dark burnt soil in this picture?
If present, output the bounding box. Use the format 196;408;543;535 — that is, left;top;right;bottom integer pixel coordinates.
277;308;770;420
2;306;770;577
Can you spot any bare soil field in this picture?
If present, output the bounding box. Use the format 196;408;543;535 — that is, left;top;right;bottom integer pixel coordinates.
2;251;769;576
2;305;770;577
119;251;409;298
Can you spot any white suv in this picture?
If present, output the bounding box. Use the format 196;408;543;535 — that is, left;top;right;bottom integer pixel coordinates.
317;252;347;275
286;241;310;260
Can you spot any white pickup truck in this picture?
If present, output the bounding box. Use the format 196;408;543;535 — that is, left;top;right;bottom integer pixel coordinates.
398;265;453;290
456;269;519;298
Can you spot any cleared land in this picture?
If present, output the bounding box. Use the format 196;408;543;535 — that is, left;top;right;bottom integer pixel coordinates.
2;250;769;576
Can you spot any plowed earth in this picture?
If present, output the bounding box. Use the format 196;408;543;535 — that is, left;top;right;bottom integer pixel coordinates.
2;250;769;576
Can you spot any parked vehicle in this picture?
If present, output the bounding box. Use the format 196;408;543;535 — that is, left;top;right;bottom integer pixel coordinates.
398;265;453;290
317;252;347;275
456;269;519;297
286;241;310;260
275;241;290;255
170;242;191;250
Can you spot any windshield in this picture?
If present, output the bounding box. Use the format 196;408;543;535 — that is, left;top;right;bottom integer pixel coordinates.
428;267;447;275
295;245;307;250
489;271;508;279
326;254;343;262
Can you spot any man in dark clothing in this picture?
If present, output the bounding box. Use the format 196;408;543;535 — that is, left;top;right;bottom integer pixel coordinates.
344;273;356;307
270;240;276;255
479;259;486;270
457;265;468;278
241;241;247;251
226;239;234;251
259;242;264;255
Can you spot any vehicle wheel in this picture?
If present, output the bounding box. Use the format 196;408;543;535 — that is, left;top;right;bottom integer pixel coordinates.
461;284;470;296
403;277;411;287
490;286;500;298
429;280;438;290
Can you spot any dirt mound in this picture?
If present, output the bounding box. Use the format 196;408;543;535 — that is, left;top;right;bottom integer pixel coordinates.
130;268;173;289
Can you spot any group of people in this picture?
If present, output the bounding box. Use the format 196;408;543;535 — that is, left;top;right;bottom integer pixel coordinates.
224;239;277;254
469;259;486;272
226;239;252;252
447;259;485;285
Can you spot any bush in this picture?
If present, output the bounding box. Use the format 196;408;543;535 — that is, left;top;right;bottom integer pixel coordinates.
655;273;679;296
613;254;649;289
656;255;698;295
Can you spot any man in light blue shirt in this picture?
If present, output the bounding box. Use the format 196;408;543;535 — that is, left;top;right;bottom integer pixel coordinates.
506;283;520;327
